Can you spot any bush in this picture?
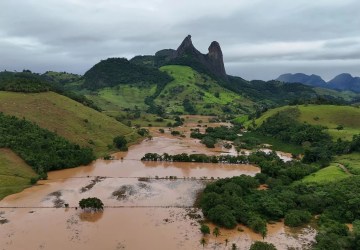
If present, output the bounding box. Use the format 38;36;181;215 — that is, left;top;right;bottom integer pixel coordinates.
284;210;312;227
79;197;104;211
250;241;277;250
201;136;216;148
113;136;128;151
200;224;210;235
171;130;181;136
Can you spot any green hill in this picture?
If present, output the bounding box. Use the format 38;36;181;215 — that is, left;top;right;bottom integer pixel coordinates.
155;65;254;115
0;148;37;200
84;64;255;117
0;91;137;156
250;105;360;140
82;57;172;90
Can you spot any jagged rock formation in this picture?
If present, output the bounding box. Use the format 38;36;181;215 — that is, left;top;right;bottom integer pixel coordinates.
130;35;227;80
170;35;227;80
207;41;226;78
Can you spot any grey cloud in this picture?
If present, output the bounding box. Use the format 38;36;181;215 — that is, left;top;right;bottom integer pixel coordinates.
0;0;359;80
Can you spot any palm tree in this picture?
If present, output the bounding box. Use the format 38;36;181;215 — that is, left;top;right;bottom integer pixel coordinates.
200;238;206;249
213;227;220;237
225;238;229;246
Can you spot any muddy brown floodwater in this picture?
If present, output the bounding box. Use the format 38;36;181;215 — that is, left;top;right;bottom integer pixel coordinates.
0;118;316;250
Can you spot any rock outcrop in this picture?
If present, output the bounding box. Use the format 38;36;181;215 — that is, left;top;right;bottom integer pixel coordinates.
169;35;227;80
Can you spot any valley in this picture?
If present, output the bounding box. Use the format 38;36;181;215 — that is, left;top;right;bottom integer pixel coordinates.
1;33;360;250
0;117;316;250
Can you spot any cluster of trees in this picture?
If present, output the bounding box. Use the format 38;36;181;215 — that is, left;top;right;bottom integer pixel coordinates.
183;98;196;114
257;108;360;166
141;152;249;164
79;197;104;211
0;71;50;92
83;58;172;90
113;136;128;151
199;150;360;248
0;71;102;111
190;125;242;148
0;113;95;177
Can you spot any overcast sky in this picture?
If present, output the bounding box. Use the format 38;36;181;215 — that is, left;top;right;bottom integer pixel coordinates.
1;0;359;81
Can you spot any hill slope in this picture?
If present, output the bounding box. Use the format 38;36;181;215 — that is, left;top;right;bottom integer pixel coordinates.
0;91;136;156
0;148;37;200
154;65;254;115
251;105;360;140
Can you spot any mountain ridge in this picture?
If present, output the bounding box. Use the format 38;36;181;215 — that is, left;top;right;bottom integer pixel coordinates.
277;73;360;93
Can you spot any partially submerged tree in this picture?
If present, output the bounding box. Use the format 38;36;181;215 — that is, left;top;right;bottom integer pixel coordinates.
79;197;104;211
200;224;210;236
250;241;277;250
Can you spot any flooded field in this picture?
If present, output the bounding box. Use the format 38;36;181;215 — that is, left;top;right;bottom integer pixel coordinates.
0;117;315;249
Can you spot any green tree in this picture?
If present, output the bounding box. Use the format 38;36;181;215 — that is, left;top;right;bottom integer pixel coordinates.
79;197;104;211
284;210;312;227
213;227;220;237
113;135;128;151
250;241;277;250
200;224;210;236
200;238;206;248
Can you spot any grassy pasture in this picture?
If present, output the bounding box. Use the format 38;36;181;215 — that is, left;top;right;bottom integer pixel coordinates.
0;91;136;157
0;148;37;200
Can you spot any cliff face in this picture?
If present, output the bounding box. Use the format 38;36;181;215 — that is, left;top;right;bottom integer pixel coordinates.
169;35;227;80
207;41;226;78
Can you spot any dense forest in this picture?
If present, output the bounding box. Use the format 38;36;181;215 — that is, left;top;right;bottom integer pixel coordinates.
0;113;95;178
0;71;51;92
200;151;360;249
82;58;172;90
256;108;360;165
0;70;101;111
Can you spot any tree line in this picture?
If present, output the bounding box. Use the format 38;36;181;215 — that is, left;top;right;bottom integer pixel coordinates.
0;112;95;178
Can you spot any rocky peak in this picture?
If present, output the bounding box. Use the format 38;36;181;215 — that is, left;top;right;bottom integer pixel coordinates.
170;35;227;80
207;41;226;77
174;35;202;57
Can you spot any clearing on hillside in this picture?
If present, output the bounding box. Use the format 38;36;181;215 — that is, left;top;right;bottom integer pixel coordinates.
249;105;360;140
0;91;137;156
156;65;254;115
0;148;37;200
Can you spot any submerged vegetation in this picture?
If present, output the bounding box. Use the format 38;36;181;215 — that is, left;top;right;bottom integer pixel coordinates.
79;197;104;211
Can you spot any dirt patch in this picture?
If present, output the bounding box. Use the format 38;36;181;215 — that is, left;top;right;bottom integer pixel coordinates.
48;190;65;208
80;176;105;193
112;185;136;200
0;211;9;224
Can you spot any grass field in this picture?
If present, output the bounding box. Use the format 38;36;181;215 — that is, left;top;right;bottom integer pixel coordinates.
248;105;360;140
0;91;137;157
87;84;156;112
301;164;350;183
334;153;360;175
0;148;37;200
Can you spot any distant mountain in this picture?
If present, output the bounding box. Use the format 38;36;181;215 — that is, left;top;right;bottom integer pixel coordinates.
276;73;360;93
328;73;360;92
277;73;326;87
